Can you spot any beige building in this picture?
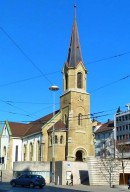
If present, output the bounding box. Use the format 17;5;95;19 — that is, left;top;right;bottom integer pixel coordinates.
0;7;95;173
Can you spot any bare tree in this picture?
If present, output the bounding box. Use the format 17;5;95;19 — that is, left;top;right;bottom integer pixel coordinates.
98;156;120;187
116;140;130;185
98;139;130;186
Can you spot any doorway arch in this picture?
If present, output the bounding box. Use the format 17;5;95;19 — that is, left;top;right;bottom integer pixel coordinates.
74;147;87;162
75;150;83;161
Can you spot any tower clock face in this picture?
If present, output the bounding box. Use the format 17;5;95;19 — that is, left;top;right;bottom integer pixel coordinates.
78;95;84;102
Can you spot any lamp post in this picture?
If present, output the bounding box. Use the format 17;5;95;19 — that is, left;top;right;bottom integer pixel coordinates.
49;85;59;184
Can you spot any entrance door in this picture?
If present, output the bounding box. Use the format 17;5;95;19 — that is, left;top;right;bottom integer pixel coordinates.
75;150;83;161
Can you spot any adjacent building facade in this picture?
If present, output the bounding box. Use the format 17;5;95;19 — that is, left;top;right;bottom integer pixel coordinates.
114;104;130;158
94;120;115;158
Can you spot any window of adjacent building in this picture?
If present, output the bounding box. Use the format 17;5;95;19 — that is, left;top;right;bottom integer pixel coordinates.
77;72;82;88
97;134;100;139
125;115;128;120
78;113;82;126
15;145;18;162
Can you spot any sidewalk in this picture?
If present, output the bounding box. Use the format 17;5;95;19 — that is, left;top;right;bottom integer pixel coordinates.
48;183;129;192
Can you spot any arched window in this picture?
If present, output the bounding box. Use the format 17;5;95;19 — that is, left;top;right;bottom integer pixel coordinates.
2;146;6;165
64;114;68;128
3;146;6;157
23;144;27;161
49;134;52;146
55;135;58;144
36;141;41;161
60;136;64;144
77;72;82;88
29;143;33;161
78;113;82;126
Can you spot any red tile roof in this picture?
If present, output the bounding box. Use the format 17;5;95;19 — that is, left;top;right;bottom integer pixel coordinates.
95;120;114;133
48;120;66;132
8;122;29;137
8;110;65;137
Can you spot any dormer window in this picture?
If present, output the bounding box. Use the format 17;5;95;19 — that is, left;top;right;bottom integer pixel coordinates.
77;72;82;88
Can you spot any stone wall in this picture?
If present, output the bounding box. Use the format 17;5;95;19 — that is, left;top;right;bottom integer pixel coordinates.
13;161;50;183
55;161;88;185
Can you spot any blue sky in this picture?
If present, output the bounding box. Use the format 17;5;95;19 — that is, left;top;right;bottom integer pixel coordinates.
0;0;130;123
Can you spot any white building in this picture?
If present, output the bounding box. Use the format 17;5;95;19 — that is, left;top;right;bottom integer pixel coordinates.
114;104;130;158
94;120;115;158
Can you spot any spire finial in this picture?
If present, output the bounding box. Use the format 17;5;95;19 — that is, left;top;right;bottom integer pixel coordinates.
74;4;76;19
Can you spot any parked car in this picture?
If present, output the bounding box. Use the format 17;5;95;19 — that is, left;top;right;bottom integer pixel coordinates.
10;174;46;188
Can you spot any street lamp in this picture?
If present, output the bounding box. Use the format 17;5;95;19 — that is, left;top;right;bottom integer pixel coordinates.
49;85;59;184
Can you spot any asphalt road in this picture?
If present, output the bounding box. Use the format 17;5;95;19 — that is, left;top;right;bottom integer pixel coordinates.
0;182;130;192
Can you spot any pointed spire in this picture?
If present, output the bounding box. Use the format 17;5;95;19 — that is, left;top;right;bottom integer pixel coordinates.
67;5;83;68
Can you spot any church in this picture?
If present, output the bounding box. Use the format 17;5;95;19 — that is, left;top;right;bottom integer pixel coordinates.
0;7;95;176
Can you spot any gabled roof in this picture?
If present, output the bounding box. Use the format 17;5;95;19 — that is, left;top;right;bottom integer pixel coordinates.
8;122;29;137
24;110;60;136
6;110;64;137
95;120;114;133
66;6;83;68
48;119;66;132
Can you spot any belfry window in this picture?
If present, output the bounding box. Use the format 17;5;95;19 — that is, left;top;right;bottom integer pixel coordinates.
65;74;68;89
77;72;82;88
78;113;82;126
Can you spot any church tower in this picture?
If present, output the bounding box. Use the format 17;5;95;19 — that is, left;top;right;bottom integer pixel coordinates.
60;6;94;161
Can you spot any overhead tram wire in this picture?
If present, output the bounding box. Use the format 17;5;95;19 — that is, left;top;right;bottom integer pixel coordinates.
0;71;60;88
0;99;37;118
0;27;130;93
0;101;127;123
0;26;53;85
86;51;130;65
1;27;130;120
89;74;130;93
